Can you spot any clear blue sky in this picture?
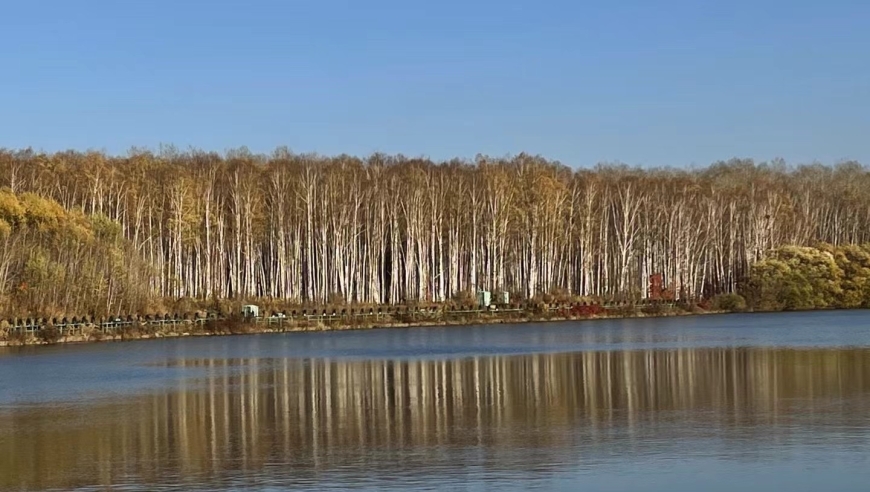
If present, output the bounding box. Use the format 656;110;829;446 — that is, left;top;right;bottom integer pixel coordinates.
1;0;867;167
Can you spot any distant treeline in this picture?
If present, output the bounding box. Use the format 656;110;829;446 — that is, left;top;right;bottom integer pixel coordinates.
0;147;869;317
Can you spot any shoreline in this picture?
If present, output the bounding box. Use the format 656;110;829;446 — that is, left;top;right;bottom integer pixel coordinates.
0;307;732;348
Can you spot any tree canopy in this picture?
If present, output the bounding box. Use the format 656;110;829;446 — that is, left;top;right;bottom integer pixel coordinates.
0;187;150;317
746;244;870;311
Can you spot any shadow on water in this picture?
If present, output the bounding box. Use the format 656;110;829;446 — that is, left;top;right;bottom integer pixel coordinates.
2;345;870;490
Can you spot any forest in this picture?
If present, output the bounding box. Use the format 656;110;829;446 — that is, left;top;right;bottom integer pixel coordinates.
1;147;869;318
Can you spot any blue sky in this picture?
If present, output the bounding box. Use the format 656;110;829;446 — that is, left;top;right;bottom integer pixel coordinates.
1;0;867;167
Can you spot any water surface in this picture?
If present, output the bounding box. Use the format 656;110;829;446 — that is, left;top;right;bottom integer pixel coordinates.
2;311;870;491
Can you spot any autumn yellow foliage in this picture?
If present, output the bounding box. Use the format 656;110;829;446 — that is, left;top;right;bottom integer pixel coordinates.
745;244;870;310
0;190;150;317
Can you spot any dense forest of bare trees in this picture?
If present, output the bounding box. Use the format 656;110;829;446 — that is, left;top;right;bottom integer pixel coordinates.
0;147;868;316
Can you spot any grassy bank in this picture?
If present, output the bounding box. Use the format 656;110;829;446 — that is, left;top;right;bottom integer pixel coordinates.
0;302;731;347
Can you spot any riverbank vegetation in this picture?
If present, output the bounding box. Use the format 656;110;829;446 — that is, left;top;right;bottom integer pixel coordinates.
0;148;869;319
0;188;151;316
0;301;715;346
746;244;870;311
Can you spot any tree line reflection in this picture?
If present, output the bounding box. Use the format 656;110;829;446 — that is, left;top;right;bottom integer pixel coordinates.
2;346;870;490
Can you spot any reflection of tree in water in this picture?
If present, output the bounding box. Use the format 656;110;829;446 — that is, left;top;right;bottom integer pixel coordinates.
2;347;870;490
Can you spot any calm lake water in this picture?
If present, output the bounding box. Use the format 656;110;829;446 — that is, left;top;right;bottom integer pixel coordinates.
2;311;870;491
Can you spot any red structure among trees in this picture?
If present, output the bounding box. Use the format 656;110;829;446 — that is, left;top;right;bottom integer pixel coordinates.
649;273;663;300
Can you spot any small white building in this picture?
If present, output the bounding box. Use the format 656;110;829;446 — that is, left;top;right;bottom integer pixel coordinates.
477;290;491;308
241;305;260;318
